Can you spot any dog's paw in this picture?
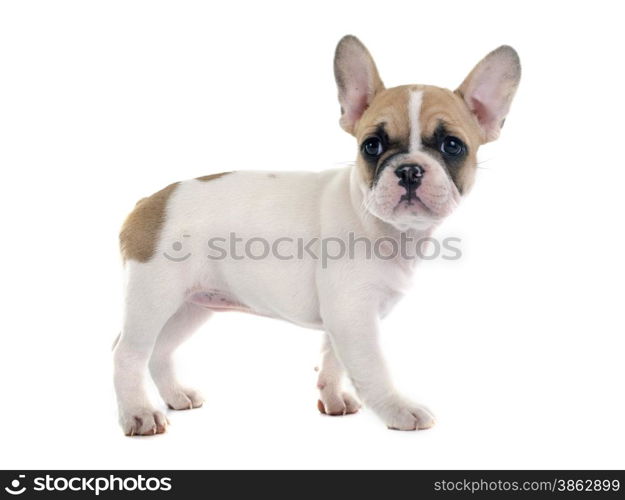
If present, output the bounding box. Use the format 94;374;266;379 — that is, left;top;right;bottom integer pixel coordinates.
317;391;361;416
375;396;435;431
120;407;168;436
162;387;204;411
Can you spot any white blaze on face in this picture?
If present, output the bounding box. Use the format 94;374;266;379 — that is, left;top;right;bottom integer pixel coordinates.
408;89;424;153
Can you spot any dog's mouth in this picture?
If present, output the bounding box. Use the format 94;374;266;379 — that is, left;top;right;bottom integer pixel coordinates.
394;194;436;217
399;188;419;205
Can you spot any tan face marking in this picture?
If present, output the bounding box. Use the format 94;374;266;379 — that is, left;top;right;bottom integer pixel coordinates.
119;182;179;263
333;37;520;227
420;86;483;193
353;85;484;194
354;86;413;186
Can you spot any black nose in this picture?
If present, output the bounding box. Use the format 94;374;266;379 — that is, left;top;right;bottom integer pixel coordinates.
395;164;424;185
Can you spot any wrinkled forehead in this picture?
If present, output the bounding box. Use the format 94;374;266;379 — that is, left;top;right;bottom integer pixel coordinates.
354;85;482;149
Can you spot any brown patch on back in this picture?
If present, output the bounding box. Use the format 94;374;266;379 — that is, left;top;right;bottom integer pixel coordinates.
120;182;179;263
196;171;232;182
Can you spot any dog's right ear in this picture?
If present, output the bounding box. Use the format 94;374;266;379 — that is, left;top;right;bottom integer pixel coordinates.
334;35;385;135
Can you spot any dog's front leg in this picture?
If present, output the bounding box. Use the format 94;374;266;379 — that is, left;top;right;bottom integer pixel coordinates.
316;333;361;416
321;298;435;431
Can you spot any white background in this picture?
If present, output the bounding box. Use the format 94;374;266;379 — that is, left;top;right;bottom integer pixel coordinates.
1;0;624;470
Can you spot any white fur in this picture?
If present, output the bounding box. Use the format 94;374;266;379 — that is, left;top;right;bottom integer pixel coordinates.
114;168;436;433
113;40;519;435
409;90;423;152
316;333;361;415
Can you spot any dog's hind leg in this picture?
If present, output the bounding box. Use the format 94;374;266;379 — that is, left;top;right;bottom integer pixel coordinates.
114;264;184;436
316;333;361;416
149;302;212;410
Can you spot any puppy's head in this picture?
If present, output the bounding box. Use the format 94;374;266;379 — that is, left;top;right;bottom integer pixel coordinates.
334;35;521;229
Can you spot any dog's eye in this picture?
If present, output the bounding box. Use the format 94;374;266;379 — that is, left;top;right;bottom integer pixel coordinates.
362;137;385;158
441;136;465;157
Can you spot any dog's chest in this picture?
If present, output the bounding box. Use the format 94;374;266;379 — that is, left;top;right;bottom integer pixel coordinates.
379;288;405;318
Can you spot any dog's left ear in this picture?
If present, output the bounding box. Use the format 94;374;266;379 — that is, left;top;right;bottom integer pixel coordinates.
456;46;521;143
334;35;385;135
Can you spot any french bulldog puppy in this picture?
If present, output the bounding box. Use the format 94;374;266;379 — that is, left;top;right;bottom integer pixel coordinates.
114;35;520;435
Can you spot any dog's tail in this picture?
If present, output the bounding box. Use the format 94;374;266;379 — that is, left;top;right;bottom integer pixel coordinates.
112;331;121;351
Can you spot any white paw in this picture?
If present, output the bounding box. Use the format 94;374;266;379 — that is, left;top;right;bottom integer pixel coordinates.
162;386;204;411
119;407;168;436
375;396;435;431
318;391;361;416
